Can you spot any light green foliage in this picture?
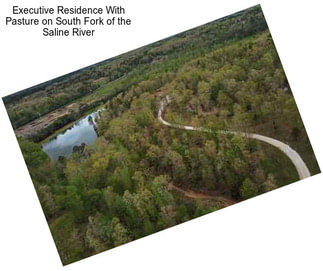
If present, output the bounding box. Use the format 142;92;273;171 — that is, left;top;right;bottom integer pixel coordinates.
263;174;278;192
38;185;58;219
151;175;175;209
110;217;132;247
10;5;320;265
85;214;108;254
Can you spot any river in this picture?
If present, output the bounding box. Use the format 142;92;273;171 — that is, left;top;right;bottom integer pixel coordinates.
42;110;101;160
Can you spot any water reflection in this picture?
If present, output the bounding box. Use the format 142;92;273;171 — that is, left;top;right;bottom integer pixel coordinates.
42;110;101;160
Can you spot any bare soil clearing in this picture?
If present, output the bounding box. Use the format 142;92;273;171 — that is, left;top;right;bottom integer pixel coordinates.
168;183;235;207
15;103;79;137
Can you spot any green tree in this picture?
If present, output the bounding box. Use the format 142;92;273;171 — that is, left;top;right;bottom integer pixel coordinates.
18;138;48;169
65;185;84;220
38;185;58;219
240;178;258;200
110;217;131;247
263;174;277;192
85;214;108;254
84;189;104;214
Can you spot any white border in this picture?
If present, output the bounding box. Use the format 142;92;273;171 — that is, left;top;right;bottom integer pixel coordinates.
0;1;322;270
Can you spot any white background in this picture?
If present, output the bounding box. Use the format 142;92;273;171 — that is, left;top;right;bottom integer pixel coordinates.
0;0;322;270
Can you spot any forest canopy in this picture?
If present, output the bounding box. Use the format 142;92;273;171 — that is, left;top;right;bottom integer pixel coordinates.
3;5;320;265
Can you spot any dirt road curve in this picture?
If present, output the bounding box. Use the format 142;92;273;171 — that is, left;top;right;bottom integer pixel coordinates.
168;182;235;206
158;96;311;180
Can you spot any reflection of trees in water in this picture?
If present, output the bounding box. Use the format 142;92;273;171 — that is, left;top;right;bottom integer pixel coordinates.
93;125;99;136
88;115;99;136
43;108;103;151
72;142;86;154
72;142;92;159
88;115;94;124
88;110;103;136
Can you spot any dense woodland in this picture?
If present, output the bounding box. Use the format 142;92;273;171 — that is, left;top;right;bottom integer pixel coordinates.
4;6;320;265
5;5;267;130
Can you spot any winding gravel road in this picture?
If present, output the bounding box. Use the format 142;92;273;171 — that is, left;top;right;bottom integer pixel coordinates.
158;96;311;180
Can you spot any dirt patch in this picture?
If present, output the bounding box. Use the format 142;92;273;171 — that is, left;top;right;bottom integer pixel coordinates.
15;103;79;137
168;182;235;207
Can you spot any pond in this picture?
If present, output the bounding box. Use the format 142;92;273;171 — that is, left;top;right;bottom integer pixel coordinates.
42;110;102;160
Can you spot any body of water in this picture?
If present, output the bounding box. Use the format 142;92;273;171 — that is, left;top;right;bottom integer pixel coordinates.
42;110;101;160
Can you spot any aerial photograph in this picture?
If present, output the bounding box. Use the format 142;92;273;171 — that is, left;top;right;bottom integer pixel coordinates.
2;5;320;265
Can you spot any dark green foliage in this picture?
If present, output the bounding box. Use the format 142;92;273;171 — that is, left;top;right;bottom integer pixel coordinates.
4;5;268;131
10;5;320;266
210;82;223;103
240;178;258;200
18;138;48;168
